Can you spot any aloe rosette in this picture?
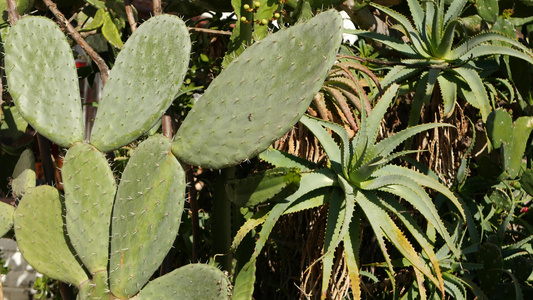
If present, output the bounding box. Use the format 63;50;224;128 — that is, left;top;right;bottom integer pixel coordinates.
347;0;533;124
231;84;465;298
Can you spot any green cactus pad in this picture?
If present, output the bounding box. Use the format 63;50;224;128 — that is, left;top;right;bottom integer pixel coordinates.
63;142;116;274
11;148;35;199
173;10;342;169
0;202;15;237
486;109;512;149
477;242;503;294
109;135;186;298
78;271;110;300
14;185;89;286
137;263;231;299
5;16;84;148
90;15;191;152
502;116;533;179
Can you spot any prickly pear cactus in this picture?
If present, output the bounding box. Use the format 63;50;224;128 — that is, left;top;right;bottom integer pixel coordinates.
173;9;343;169
90;14;191;152
5;16;84;147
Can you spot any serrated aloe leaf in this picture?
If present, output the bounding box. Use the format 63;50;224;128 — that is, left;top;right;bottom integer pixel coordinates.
374;165;465;220
0;202;14;237
444;0;468;24
360;174;458;258
369;3;429;57
374;123;454;158
366;84;399;144
343;209;362;299
258;148;316;171
173;10;342;168
63;142;116;274
356;190;441;289
347;29;417;57
300;115;347;174
449;32;533;60
14;186;88;286
461;45;533;65
379;193;445;293
11;148;35;199
381;66;423;88
225;167;301;207
322;188;347;298
91;15;190;152
109;135;186;298
437;73;457;117
486;108;512;149
452;66;491;121
137;263;231;299
5;16;84;147
283;187;331;215
435;19;460;58
406;0;425;34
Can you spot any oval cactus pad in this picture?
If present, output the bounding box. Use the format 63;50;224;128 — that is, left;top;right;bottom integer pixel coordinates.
172;10;342;169
14;186;89;286
5;16;84;147
109;135;186;298
90;15;191;152
63;142;116;275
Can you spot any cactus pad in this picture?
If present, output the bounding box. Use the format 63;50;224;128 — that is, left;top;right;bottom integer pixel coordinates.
0;202;14;237
11;148;35;199
90;15;191;152
5;16;84;147
486;109;512;149
109;135;186;298
137;263;231;299
62;142;116;274
172;10;342;168
14;185;88;286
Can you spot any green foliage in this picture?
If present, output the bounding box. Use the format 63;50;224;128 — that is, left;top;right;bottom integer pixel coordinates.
3;6;343;299
232;84;464;298
348;0;533;124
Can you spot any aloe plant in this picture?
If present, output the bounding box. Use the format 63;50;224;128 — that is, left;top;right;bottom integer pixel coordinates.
348;0;533;124
231;84;465;298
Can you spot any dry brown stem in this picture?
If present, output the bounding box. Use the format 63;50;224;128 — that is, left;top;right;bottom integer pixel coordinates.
42;0;110;83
